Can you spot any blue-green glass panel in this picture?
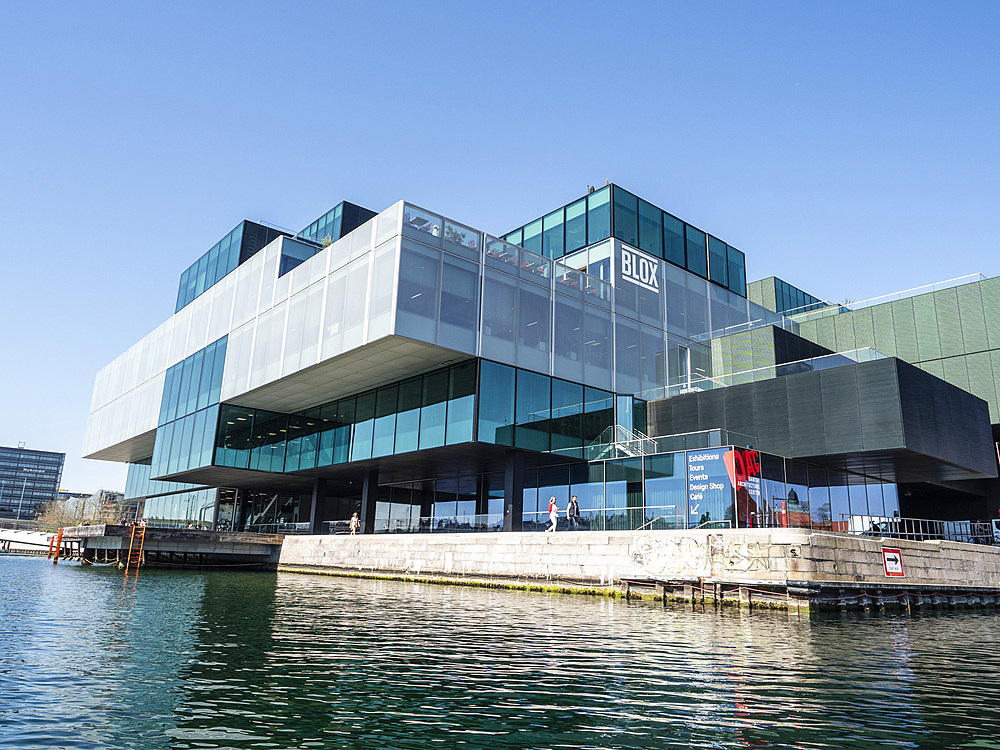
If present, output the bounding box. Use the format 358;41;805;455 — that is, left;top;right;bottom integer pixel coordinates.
445;361;476;445
477;360;515;446
159;366;174;424
350;393;375;461
638;198;663;258
515;369;550;451
208;336;227;404
727;246;746;297
419;370;448;449
542;209;564;259
685;225;708;278
663;213;685;267
708;235;728;287
394;377;422;454
190;408;208;469
372;384;398;458
550;378;583;453
185;350;204;417
587;187;611;245
506;229;523;246
522;219;543;256
583;386;614;442
565;199;587;254
612;186;639;247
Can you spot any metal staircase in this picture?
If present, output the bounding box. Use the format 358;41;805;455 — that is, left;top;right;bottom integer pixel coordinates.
589;425;658;460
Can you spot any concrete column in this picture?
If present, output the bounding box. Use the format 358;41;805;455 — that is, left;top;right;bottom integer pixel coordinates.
503;450;524;532
308;479;327;535
359;469;379;534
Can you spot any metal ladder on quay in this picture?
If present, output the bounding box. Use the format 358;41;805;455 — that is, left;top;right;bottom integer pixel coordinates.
125;526;146;571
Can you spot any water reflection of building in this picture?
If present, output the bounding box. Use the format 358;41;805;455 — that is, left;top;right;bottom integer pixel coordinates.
84;186;998;534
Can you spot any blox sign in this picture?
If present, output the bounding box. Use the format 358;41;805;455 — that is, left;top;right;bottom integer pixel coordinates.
619;245;660;293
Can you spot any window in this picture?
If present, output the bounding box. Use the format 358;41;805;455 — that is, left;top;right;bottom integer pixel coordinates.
542;209;564;259
587;187;611;245
638;199;663;258
708;235;728;288
515;369;550;451
685;226;707;278
565;198;586;254
477;361;515;446
612;186;639;247
663;213;685;268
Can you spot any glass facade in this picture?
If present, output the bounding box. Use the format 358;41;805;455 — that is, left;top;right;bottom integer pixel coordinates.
517;447;898;534
503;184;747;298
150;336;227;478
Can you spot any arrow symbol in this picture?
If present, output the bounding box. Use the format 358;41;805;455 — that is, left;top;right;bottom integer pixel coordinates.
690;504;700;515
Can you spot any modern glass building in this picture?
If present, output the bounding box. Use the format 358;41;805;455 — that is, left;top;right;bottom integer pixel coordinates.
0;445;65;519
85;187;999;533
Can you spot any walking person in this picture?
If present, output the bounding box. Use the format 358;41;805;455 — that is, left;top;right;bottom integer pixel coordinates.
547;496;559;532
567;494;580;530
349;512;360;535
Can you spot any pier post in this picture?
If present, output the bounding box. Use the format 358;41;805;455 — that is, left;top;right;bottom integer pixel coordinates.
502;451;524;533
739;586;751;609
359;470;379;534
308;479;327;535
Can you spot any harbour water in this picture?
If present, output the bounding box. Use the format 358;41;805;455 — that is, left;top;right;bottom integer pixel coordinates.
2;555;999;749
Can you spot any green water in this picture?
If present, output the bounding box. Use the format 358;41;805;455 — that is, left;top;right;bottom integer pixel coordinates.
1;555;999;749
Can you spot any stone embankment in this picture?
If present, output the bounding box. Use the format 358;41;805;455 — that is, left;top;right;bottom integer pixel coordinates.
278;528;1000;612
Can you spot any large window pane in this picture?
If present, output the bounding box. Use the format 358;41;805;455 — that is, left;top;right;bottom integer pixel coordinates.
351;393;375;461
446;361;476;445
515;369;550;451
372;384;398;457
587;187;611;245
522;219;543;256
517;284;550;373
612;186;639;247
638;198;663;258
727;245;746;296
663;213;685;268
565;198;586;254
550;379;583;455
396;241;440;342
395;377;422;454
542;209;564;259
685;225;708;278
477;361;515;446
439;256;477;353
419;370;448;449
708;235;728;288
481;270;517;363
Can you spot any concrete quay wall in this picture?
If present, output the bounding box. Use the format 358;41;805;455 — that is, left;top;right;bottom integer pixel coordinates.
278;527;1000;590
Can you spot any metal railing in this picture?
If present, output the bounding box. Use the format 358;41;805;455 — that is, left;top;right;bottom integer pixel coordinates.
788;273;987;323
838;514;998;544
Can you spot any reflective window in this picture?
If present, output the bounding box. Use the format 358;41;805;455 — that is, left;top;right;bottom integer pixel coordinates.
515;369;550;451
663;213;685;268
612;186;639;247
542;209;564;259
565;198;587;254
395;378;422;454
446;361;476;445
351;393;375;461
522;218;543;255
638;199;663;258
708;235;728;288
587;187;611;245
550;379;583;455
685;226;708;278
372;384;398;458
419;370;448;449
478;361;515;446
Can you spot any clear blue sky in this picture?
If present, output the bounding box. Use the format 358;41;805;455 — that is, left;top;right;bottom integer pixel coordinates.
2;1;998;492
